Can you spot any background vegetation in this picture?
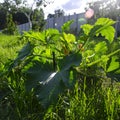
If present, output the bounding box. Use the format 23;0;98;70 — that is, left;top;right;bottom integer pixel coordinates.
0;0;46;32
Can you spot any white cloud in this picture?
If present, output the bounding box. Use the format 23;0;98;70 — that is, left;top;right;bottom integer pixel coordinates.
62;0;87;15
42;0;97;18
62;0;82;10
42;0;70;18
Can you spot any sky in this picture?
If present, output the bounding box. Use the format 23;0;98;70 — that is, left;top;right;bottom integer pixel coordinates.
0;0;97;18
42;0;96;18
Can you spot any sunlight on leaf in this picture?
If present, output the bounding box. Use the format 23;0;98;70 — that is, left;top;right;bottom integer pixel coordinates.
94;41;108;53
39;72;58;85
63;33;76;43
107;56;120;72
94;18;116;43
81;24;93;35
95;18;115;26
96;26;115;43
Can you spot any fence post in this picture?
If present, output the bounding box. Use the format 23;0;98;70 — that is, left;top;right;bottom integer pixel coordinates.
76;13;79;35
53;17;55;28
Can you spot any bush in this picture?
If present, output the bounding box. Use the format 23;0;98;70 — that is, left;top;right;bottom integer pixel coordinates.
2;13;19;35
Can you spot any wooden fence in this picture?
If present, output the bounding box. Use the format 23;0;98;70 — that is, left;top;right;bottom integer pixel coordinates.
45;13;86;32
17;12;87;34
17;22;30;34
8;13;120;37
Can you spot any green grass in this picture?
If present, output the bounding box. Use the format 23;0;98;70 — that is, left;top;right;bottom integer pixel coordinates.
0;33;45;120
44;79;120;120
0;34;23;63
0;33;27;73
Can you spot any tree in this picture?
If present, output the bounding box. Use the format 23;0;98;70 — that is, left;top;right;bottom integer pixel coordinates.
11;0;45;29
47;13;54;18
87;0;120;20
1;0;51;30
0;7;6;30
2;13;18;35
54;9;64;17
47;9;64;18
31;8;45;31
12;0;53;29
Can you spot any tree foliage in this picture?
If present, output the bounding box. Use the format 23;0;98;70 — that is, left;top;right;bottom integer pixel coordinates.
87;0;120;20
0;0;47;30
31;8;45;31
47;9;64;18
2;13;18;35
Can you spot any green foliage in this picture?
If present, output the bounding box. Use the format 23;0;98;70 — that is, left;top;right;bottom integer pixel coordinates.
107;56;120;72
9;18;120;107
0;34;25;73
81;18;116;42
0;18;120;119
2;13;19;35
10;29;82;108
44;79;120;120
88;0;120;20
0;0;46;31
61;20;74;32
80;18;119;72
31;8;45;31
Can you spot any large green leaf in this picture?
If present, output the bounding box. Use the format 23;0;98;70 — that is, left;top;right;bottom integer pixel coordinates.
81;24;93;35
23;31;45;42
45;28;60;35
25;53;82;107
95;18;115;26
107;56;120;81
25;61;53;91
62;33;76;43
90;18;116;43
107;56;120;72
58;53;82;71
25;61;69;107
96;26;115;43
35;71;68;107
15;42;32;61
94;41;108;54
45;28;60;44
9;42;33;70
60;33;76;51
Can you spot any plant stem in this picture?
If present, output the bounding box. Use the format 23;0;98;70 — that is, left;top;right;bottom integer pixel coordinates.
52;52;56;71
87;49;120;67
83;37;90;50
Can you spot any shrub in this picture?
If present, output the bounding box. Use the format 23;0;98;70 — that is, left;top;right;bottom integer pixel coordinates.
2;13;19;35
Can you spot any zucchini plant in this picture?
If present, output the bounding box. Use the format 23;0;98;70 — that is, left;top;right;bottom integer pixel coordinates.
3;18;120;108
